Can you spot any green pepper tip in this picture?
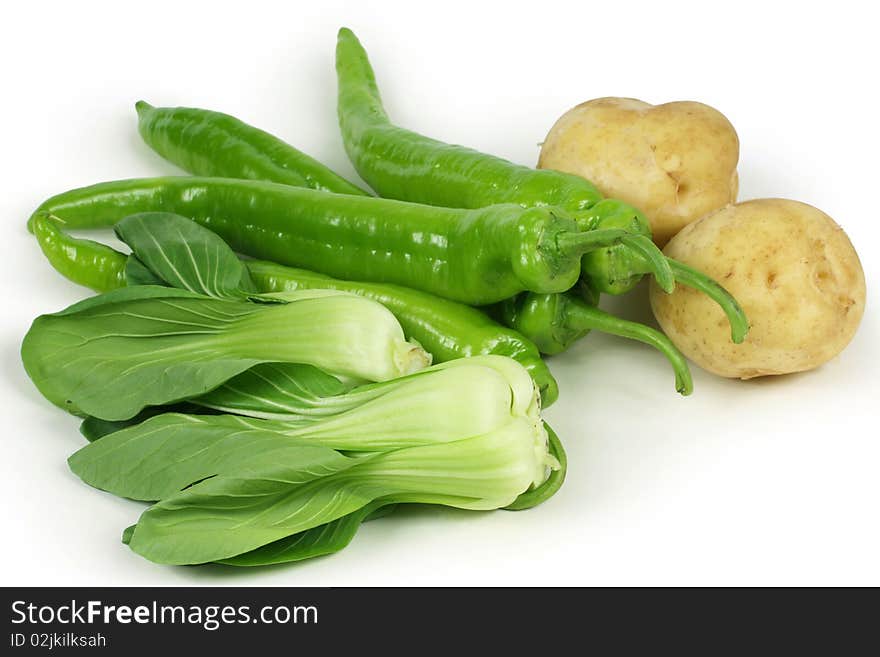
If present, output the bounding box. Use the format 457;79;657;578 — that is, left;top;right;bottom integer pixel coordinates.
676;374;694;396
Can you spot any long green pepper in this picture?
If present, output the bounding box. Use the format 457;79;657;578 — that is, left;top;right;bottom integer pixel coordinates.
493;290;693;395
335;28;642;292
135;101;369;196
28;177;667;306
133;103;691;351
335;27;748;343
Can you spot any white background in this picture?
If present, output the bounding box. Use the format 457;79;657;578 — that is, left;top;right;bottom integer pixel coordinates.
2;0;877;586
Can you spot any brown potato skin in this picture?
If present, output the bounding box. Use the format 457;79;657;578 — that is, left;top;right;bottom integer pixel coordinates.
538;97;739;246
650;199;866;378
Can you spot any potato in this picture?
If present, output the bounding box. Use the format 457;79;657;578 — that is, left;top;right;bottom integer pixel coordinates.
538;97;739;246
650;199;865;378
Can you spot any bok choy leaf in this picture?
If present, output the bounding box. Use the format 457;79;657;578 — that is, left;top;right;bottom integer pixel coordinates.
115;212;257;298
22;288;429;420
219;422;567;567
126;417;553;565
69;357;534;499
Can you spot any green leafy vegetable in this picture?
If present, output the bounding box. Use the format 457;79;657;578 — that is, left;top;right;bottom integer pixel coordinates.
71;413;323;500
79;403;205;442
197;352;540;422
28;211;564;568
222;423;568;566
78;361;356;439
126;417;552;564
217;498;396;567
116;423;566;567
192;362;352;419
124;256;166;287
68;354;562;566
115;212;257;298
69;357;536;499
22;288;430;420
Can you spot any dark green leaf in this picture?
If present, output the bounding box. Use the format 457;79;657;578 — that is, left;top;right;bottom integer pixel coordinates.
79;402;208;441
114;212;249;299
69;412;352;501
126;454;383;564
23;291;415;419
23;295;263;419
52;285;205;316
124;255;167;287
218;498;398;567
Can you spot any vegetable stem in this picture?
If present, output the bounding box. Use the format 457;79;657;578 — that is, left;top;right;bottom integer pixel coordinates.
563;297;693;395
557;229;674;292
667;258;750;344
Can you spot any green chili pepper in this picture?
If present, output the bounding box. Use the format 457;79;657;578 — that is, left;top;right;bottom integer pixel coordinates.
28;213;560;405
335;28;748;343
135;101;370;196
335;28;674;294
31;215;126;291
129;100;700;383
28;177;671;305
492;290;693;395
336;30;601;211
135;101;674;297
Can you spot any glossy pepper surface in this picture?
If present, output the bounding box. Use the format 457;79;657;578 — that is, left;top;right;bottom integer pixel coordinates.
31;215;126;292
335;28;748;342
136;101;369;196
28;177;664;306
335;29;602;212
130;97;708;382
493;290;693;395
336;28;642;290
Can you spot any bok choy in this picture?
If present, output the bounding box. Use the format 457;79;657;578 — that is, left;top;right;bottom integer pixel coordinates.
68;356;561;565
68;355;549;499
126;417;555;565
21;287;429;420
24;210;567;568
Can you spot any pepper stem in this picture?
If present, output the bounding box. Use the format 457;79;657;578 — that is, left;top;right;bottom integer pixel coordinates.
666;259;750;344
562;296;693;395
620;234;675;293
557;229;675;293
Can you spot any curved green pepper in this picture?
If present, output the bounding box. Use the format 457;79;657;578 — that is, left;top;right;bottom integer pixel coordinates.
336;28;748;342
29;214;559;405
336;30;601;212
28;177;669;306
31;215;127;292
136;101;369;196
492;290;693;395
131;101;702;391
335;28;673;297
